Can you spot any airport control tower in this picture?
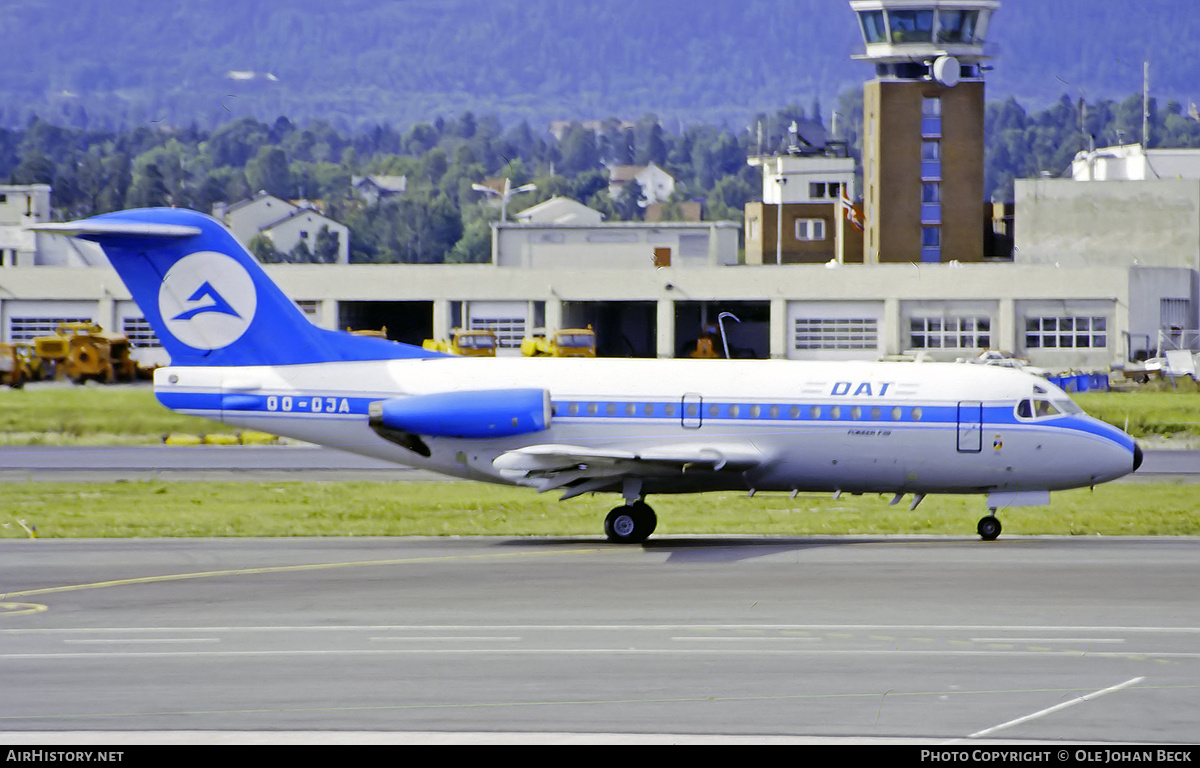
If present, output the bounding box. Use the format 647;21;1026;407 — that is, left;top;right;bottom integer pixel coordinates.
849;1;999;263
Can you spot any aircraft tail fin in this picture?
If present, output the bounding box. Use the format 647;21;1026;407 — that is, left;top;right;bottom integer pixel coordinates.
33;208;441;367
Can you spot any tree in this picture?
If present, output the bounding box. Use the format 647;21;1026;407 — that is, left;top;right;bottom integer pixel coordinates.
313;225;341;263
559;124;600;176
613;179;645;221
248;233;283;263
125;162;170;208
245;146;291;198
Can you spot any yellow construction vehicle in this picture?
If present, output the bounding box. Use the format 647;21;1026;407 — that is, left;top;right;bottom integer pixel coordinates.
347;325;389;339
685;335;721;359
521;327;596;357
422;329;498;357
33;322;138;383
0;342;41;388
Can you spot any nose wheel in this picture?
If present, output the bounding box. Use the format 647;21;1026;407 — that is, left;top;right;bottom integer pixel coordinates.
977;511;1002;541
604;501;657;544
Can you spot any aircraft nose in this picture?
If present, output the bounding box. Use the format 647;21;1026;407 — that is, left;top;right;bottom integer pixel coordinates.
1133;443;1144;472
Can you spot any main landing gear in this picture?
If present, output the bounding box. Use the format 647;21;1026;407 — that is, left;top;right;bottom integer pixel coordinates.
977;510;1002;541
604;501;657;544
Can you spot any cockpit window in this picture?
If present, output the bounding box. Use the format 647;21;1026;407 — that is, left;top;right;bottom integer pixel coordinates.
1016;398;1079;420
1055;398;1083;415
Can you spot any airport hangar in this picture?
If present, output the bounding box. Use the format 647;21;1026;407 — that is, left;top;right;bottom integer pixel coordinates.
1;149;1197;375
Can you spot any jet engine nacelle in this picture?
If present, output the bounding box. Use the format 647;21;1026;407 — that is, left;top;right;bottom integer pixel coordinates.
368;388;552;439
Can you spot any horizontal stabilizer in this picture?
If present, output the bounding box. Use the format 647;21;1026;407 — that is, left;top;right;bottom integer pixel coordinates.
29;221;203;239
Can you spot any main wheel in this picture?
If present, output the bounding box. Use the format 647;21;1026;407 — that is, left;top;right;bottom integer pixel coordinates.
977;514;1002;541
604;502;657;544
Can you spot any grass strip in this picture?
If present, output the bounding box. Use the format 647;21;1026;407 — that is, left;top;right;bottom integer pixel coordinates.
2;480;1196;539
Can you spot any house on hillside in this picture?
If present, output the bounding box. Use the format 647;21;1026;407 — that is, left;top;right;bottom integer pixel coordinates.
607;163;676;207
213;192;349;263
352;175;407;206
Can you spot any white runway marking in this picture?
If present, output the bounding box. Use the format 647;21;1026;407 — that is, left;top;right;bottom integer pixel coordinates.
963;676;1145;740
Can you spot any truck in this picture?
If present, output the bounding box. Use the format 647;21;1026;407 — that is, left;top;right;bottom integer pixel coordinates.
421;329;498;357
520;327;596;358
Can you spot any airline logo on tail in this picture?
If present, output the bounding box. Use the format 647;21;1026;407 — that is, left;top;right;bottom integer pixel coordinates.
159;251;258;351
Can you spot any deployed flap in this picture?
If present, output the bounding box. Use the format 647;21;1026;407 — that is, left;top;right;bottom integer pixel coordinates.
493;442;768;498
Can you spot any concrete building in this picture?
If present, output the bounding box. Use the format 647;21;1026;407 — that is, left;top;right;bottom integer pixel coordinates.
0;246;1182;372
1014;142;1200;360
744;149;864;265
0;184;50;267
1;184;105;268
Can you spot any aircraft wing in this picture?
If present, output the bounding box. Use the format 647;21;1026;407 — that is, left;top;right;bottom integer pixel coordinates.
492;442;768;499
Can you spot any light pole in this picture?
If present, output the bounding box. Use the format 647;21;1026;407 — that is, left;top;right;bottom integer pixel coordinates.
472;178;537;221
775;176;787;265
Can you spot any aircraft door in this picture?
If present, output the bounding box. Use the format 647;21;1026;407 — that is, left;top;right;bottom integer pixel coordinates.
957;401;983;453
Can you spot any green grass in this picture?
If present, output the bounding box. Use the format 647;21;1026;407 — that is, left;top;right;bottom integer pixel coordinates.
2;480;1196;539
0;383;240;444
1074;391;1200;438
0;384;1197;444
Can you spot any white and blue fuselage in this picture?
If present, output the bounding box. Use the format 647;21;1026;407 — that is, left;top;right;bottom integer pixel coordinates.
155;356;1138;498
34;207;1141;543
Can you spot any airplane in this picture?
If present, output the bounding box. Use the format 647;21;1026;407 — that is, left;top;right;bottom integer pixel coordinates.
33;207;1142;543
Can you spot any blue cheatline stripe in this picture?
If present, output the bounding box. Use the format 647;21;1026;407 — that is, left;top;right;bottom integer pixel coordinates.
153;391;1134;452
156;391;378;418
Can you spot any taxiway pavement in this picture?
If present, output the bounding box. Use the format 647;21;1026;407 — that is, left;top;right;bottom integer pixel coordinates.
2;535;1196;743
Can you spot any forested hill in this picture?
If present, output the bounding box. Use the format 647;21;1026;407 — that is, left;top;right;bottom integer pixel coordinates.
5;0;1199;131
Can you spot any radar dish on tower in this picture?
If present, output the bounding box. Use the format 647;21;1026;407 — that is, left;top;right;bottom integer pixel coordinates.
932;55;962;87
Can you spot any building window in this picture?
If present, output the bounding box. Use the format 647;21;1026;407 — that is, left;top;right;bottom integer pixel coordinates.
795;219;826;241
1024;316;1108;349
922;183;940;203
936;10;979;43
921;226;941;247
470;316;526;349
807;182;842;200
122;318;161;348
859;10;887;43
922;97;942;137
794;318;878;350
910;317;991;350
921;139;942;181
890;9;934;43
9;317;92;341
